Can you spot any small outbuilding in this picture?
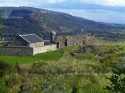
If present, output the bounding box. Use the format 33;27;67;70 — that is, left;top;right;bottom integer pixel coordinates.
15;34;44;47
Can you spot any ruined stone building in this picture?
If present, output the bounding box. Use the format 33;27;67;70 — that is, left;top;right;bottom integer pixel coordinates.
52;32;96;48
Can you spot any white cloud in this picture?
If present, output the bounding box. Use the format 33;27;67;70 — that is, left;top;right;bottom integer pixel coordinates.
80;0;125;7
37;0;125;7
0;0;34;6
34;0;65;3
45;0;65;3
0;0;65;7
0;0;125;7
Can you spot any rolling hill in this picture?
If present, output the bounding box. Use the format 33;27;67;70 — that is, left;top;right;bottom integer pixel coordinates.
0;7;125;38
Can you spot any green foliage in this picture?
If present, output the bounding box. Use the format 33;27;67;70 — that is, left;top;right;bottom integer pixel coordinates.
105;73;125;93
0;60;12;77
0;44;125;93
105;58;125;93
0;61;12;93
0;77;8;93
70;45;123;65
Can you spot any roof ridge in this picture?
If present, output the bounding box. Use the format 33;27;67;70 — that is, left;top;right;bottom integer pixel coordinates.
19;34;35;36
18;34;30;43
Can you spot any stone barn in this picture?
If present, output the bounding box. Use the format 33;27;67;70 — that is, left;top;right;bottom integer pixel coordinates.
15;34;44;47
55;34;96;48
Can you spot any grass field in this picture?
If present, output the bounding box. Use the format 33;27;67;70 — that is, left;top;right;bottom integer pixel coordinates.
0;48;65;65
0;43;125;93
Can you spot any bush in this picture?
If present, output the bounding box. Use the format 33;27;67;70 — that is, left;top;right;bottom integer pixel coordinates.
0;61;11;92
105;73;125;93
0;60;12;77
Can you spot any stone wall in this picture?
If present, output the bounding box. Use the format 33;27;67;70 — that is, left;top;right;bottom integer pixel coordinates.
66;35;86;46
0;44;57;56
33;44;57;55
55;34;97;48
56;35;84;48
29;42;44;47
55;36;66;48
0;46;33;56
84;36;97;45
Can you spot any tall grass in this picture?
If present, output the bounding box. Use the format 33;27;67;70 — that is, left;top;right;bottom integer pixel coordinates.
1;43;125;93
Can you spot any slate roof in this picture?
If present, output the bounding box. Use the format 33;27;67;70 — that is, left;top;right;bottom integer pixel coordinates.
18;34;43;43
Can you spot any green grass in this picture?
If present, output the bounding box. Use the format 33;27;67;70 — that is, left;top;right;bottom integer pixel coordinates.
1;43;125;93
0;48;65;65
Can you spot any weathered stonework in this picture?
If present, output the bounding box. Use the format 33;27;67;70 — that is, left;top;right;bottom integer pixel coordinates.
66;35;86;46
0;46;33;56
0;45;57;56
29;42;44;47
55;34;96;48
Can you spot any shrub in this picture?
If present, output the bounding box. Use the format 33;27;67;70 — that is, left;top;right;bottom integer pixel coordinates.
0;60;12;77
105;66;125;93
105;73;125;93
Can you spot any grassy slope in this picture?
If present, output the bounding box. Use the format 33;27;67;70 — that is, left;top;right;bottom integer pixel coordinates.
0;43;125;93
0;48;64;65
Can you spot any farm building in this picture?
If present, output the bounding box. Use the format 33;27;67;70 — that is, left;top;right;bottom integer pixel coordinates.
14;34;44;47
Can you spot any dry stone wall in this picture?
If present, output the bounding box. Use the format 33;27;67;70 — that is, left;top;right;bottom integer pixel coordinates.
0;46;33;56
0;44;57;56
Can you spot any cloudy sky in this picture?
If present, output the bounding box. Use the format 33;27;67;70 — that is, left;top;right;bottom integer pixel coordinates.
0;0;125;24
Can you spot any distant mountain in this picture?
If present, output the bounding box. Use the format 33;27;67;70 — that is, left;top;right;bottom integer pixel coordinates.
106;23;125;28
0;7;125;38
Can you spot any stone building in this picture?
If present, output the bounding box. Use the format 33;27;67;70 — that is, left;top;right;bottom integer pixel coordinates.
54;33;96;48
0;32;97;56
14;34;44;47
0;33;57;56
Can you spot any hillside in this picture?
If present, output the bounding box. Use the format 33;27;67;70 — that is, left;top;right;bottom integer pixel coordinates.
0;7;125;38
0;42;125;93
